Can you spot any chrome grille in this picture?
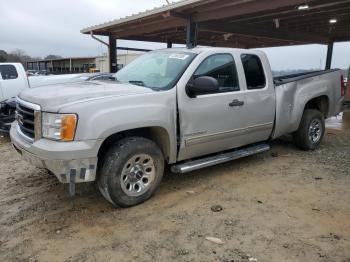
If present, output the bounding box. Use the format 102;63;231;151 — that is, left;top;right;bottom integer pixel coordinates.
16;98;41;142
17;103;35;139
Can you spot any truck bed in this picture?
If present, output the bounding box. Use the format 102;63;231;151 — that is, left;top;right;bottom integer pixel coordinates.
272;69;343;139
273;69;340;86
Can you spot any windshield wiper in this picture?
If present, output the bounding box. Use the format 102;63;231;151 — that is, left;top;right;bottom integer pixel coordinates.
129;80;145;87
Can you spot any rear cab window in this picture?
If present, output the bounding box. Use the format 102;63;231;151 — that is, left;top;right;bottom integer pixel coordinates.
240;54;266;90
193;53;240;93
0;65;18;80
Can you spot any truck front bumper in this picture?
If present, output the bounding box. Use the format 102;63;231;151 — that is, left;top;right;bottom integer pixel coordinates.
10;122;102;184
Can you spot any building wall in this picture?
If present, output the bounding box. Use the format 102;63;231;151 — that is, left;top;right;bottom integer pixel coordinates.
95;57;108;73
102;53;141;73
27;54;141;74
28;58;97;74
117;54;140;70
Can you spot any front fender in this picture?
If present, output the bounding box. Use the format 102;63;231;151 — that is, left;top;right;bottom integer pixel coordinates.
60;90;178;163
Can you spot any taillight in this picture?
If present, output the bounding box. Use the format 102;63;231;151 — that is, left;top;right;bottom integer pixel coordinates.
341;75;345;96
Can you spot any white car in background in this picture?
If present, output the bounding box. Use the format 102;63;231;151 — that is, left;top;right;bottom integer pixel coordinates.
0;63;112;132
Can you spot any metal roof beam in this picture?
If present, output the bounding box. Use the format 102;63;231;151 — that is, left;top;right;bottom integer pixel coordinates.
227;0;350;24
243;6;350;25
117;47;152;52
111;19;185;38
162;10;189;20
193;0;309;22
199;22;329;44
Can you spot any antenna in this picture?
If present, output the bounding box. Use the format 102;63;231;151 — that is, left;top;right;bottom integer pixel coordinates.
165;0;170;4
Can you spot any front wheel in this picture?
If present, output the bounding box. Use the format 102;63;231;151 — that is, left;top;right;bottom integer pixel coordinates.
97;137;164;207
293;109;325;150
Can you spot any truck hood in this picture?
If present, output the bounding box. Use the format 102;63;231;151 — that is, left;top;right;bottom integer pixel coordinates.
19;81;155;110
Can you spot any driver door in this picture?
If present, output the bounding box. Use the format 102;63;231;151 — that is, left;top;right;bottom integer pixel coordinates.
177;53;249;161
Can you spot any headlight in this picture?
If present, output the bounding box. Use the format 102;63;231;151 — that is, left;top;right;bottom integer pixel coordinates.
42;112;77;141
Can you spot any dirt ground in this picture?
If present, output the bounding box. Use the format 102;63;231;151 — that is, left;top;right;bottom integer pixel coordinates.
0;117;349;262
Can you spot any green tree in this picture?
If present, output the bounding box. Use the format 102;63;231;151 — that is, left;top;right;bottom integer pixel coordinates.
0;50;8;62
45;55;62;60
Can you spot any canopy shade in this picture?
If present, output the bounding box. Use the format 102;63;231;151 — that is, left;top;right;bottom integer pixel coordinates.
81;0;350;48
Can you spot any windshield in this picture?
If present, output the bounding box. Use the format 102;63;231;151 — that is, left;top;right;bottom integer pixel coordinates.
114;51;196;90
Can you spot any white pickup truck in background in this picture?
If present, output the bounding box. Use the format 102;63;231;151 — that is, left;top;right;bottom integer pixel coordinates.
0;63;112;132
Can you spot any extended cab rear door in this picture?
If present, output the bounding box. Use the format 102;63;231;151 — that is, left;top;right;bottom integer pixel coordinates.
177;51;249;161
237;52;276;145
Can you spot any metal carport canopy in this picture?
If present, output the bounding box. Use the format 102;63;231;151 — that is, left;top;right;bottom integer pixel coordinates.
81;0;350;71
81;0;350;47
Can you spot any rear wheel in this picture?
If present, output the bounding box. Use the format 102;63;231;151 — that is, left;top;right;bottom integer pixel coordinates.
293;109;325;150
98;137;164;207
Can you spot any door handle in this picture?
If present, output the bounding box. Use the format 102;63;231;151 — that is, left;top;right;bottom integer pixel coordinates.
229;99;244;107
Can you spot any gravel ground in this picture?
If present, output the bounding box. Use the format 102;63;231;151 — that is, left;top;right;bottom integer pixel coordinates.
0;123;349;262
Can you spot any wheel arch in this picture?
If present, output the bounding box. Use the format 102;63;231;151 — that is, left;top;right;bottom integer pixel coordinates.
294;95;330;132
98;126;173;164
304;95;330;118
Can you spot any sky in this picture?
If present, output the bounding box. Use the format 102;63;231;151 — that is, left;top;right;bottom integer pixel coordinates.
1;0;349;71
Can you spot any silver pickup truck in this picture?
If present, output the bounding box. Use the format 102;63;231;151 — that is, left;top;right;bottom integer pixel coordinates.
10;47;345;207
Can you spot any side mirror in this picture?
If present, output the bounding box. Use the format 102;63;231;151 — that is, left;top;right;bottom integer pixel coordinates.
187;76;219;97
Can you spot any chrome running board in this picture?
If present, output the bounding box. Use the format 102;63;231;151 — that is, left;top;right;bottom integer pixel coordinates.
171;143;270;174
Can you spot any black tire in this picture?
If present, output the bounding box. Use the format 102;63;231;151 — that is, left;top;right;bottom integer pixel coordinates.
293;109;325;150
97;137;164;207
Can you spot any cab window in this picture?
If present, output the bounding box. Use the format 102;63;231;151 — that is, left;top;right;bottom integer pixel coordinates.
0;65;18;80
194;54;239;93
240;54;266;90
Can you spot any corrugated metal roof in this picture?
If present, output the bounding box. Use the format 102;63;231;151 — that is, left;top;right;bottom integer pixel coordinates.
80;0;350;48
80;0;202;33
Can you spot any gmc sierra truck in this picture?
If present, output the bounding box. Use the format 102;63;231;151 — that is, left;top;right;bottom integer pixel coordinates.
10;48;345;207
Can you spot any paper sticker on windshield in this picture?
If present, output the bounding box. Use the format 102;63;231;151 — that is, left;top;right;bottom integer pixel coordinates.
169;54;190;60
